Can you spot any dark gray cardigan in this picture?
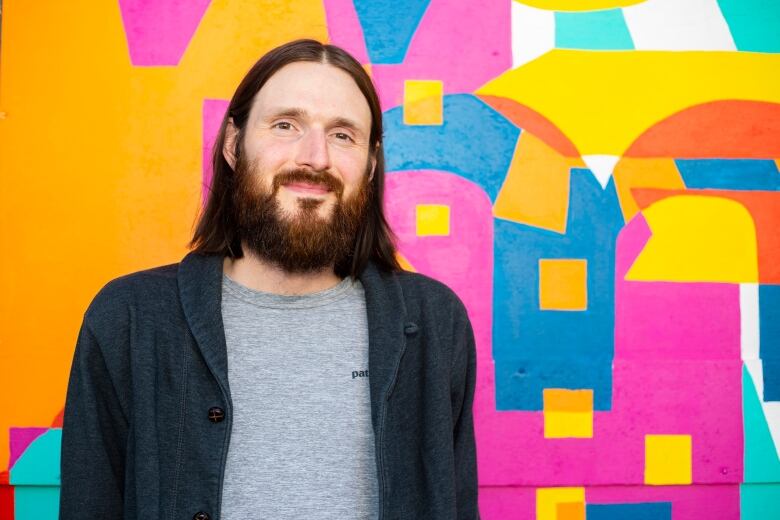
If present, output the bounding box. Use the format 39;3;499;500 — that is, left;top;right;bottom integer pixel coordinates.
60;251;478;519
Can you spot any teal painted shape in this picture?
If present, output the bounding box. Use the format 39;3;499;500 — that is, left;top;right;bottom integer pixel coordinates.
9;429;61;486
354;0;431;63
743;365;780;482
14;486;60;520
555;9;634;50
741;483;780;519
718;0;780;52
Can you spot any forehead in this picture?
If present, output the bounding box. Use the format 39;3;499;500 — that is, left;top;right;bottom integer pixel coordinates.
251;61;372;130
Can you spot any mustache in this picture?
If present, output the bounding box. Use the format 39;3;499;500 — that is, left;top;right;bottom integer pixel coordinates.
272;169;344;196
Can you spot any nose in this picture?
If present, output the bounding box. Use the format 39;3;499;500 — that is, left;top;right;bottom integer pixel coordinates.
294;127;331;172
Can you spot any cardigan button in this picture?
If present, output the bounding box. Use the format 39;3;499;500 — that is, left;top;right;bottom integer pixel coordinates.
193;512;210;520
207;407;225;423
404;322;419;336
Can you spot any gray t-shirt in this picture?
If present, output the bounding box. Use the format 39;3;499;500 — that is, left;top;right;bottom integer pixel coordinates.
220;273;378;519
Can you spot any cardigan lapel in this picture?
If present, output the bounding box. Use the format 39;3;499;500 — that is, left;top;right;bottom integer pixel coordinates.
176;251;409;433
358;261;409;432
178;252;232;400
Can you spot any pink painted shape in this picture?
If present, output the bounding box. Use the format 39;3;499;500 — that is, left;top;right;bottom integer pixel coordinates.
324;0;511;111
9;427;48;469
478;486;535;520
119;0;212;66
202;99;229;203
322;0;370;64
614;214;741;360
587;484;740;520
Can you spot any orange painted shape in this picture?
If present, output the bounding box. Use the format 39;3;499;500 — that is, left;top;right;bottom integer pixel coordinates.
634;189;780;283
477;95;580;157
612;158;685;222
493;132;572;234
625;100;780;159
544;389;594;412
556;501;585;520
539;259;588;311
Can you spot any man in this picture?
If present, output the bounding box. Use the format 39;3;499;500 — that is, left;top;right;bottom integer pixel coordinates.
60;39;478;519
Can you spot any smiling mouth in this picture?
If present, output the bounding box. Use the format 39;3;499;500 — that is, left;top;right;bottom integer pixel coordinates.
283;182;331;195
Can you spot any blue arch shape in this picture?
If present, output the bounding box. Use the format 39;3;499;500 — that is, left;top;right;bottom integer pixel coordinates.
383;94;520;202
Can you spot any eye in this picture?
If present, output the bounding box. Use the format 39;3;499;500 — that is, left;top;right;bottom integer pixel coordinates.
272;121;294;130
333;132;354;143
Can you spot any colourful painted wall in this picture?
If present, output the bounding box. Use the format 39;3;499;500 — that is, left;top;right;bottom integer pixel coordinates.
1;1;779;518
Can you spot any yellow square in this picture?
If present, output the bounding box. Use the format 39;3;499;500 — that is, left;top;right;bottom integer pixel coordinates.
645;434;692;485
544;411;593;438
536;487;585;520
539;259;588;311
416;204;450;236
404;80;443;125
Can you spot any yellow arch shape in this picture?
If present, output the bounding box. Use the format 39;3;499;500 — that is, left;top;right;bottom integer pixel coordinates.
626;195;759;283
513;0;646;11
477;51;780;156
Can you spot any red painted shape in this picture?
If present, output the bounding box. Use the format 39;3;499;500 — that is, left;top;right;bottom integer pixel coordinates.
625;100;780;158
633;188;780;283
0;471;13;520
51;406;64;427
477;95;580;157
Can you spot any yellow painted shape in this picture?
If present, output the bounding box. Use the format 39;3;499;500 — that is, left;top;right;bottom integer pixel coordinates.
477;51;780;156
539;259;588;310
645;434;692;485
556;502;586;520
404;80;443;125
416;204;450;236
612;158;685;222
493;131;573;233
514;0;646;10
544;411;593;438
627;195;759;283
0;0;327;470
536;487;585;520
544;388;593;412
396;251;416;272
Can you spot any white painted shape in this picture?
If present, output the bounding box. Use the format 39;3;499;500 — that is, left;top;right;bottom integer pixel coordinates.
745;359;780;460
582;155;619;189
623;0;737;51
741;283;760;361
511;1;555;69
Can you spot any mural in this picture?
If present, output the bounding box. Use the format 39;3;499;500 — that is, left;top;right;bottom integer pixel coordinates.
1;0;779;518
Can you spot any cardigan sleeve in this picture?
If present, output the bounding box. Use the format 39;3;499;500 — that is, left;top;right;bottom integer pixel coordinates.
59;319;128;519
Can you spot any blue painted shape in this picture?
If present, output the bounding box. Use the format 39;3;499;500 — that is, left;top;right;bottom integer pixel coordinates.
14;486;60;520
493;169;624;411
587;502;672;520
743;364;780;482
741;483;780;519
760;284;780;401
384;94;520;202
718;0;780;53
354;0;431;63
555;9;634;50
9;429;61;485
676;159;780;190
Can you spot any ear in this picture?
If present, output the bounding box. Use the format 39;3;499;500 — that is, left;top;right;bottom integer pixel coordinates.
222;117;238;170
368;145;378;182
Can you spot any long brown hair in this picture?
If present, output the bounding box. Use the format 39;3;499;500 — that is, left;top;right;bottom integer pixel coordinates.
189;39;401;278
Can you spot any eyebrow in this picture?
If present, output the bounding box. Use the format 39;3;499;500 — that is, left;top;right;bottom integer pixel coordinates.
266;107;365;135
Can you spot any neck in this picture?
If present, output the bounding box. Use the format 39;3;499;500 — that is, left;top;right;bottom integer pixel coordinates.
223;246;342;296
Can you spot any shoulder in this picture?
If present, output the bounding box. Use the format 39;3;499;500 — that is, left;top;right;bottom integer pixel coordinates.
391;269;470;325
84;262;180;332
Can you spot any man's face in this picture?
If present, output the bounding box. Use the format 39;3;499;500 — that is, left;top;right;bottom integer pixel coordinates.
226;61;376;272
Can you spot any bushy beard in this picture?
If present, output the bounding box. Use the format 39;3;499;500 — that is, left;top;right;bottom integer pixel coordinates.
232;155;370;273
